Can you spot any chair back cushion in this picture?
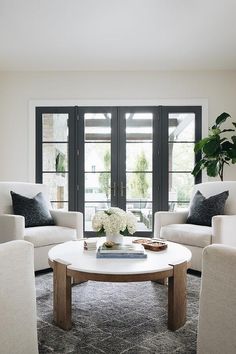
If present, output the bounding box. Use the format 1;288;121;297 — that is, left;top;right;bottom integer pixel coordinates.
0;240;38;354
0;182;51;215
192;181;236;215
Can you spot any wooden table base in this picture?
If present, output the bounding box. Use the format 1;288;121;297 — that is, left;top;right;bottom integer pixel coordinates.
52;259;187;331
53;259;72;330
168;262;187;330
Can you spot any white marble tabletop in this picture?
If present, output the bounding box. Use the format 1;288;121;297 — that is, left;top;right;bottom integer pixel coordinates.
48;236;192;275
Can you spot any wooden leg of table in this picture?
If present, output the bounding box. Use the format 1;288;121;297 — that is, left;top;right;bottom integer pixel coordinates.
168;261;187;331
152;278;168;285
53;259;72;330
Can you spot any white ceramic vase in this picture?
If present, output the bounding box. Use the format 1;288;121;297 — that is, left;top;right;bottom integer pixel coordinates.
106;233;124;244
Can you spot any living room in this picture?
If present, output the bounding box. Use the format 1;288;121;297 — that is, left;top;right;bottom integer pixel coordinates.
1;1;236;354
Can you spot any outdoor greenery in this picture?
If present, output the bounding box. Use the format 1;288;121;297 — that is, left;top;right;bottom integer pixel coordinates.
55;151;66;177
97;141;195;211
169;142;194;203
192;112;236;181
99;150;111;198
130;151;149;199
99;149;149;201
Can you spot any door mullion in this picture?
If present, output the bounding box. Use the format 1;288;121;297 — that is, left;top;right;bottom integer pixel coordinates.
111;108;119;206
76;107;85;214
160;106;169;211
117;108;126;210
153;107;161;214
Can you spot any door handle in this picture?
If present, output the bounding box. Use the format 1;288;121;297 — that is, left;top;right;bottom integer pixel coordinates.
110;182;116;197
120;181;126;197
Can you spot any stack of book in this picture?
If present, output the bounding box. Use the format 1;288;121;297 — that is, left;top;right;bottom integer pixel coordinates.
84;239;97;251
96;243;147;259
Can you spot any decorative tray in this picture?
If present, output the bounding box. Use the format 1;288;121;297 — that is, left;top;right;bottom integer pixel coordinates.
132;238;167;252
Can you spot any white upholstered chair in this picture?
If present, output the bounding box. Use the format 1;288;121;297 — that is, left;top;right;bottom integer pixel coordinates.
154;181;236;271
0;240;38;354
0;182;83;271
197;244;236;354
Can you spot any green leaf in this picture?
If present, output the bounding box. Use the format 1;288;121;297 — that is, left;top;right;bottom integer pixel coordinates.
203;138;220;156
232;122;236;128
228;148;236;159
97;227;106;236
206;160;219;177
222;141;233;151
211;128;221;135
220;129;234;133
191;159;205;177
194;137;210;153
209;128;221;136
220;137;227;143
215;112;231;126
232;136;236;144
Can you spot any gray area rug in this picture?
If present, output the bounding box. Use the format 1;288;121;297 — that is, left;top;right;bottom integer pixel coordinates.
36;271;200;354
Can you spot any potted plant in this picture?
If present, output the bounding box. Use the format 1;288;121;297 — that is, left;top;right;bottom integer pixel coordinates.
192;112;236;181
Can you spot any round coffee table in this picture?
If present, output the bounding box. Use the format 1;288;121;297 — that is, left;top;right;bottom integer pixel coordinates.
48;237;191;331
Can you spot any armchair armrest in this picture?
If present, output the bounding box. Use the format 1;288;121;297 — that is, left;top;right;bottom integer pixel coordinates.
212;215;236;247
0;214;24;243
50;210;83;239
198;244;236;354
154;211;188;237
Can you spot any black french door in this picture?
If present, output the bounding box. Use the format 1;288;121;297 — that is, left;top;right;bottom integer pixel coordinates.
77;107;158;236
36;105;202;236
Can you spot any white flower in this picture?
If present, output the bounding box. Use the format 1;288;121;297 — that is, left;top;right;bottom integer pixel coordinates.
126;212;137;235
104;213;122;234
91;207;137;237
92;211;108;231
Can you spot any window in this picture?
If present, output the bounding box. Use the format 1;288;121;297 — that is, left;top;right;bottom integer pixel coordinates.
167;108;201;211
36;105;201;236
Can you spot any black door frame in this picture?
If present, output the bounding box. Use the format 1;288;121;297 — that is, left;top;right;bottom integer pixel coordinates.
35;106;77;211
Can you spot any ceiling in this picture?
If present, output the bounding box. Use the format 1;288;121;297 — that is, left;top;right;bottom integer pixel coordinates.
0;0;236;71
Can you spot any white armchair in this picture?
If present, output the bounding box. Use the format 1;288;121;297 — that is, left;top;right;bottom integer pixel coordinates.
0;182;83;271
154;181;236;271
0;240;38;354
197;244;236;354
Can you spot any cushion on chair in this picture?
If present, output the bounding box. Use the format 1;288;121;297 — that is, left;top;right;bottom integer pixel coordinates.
160;223;212;248
186;190;229;226
10;191;55;227
24;226;77;248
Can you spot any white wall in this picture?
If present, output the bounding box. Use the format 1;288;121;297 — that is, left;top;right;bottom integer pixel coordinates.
0;70;236;181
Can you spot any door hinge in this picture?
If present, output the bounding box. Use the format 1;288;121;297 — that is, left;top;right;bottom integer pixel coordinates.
77;149;80;156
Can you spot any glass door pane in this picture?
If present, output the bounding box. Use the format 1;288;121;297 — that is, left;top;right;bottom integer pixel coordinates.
125;112;153;231
41;113;69;210
84;112;112;231
168;112;197;211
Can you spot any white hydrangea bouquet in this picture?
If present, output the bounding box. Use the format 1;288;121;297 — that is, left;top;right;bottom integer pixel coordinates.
92;207;137;237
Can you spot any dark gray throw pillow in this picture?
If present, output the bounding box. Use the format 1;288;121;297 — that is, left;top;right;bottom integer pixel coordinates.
10;191;55;228
186;190;229;226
